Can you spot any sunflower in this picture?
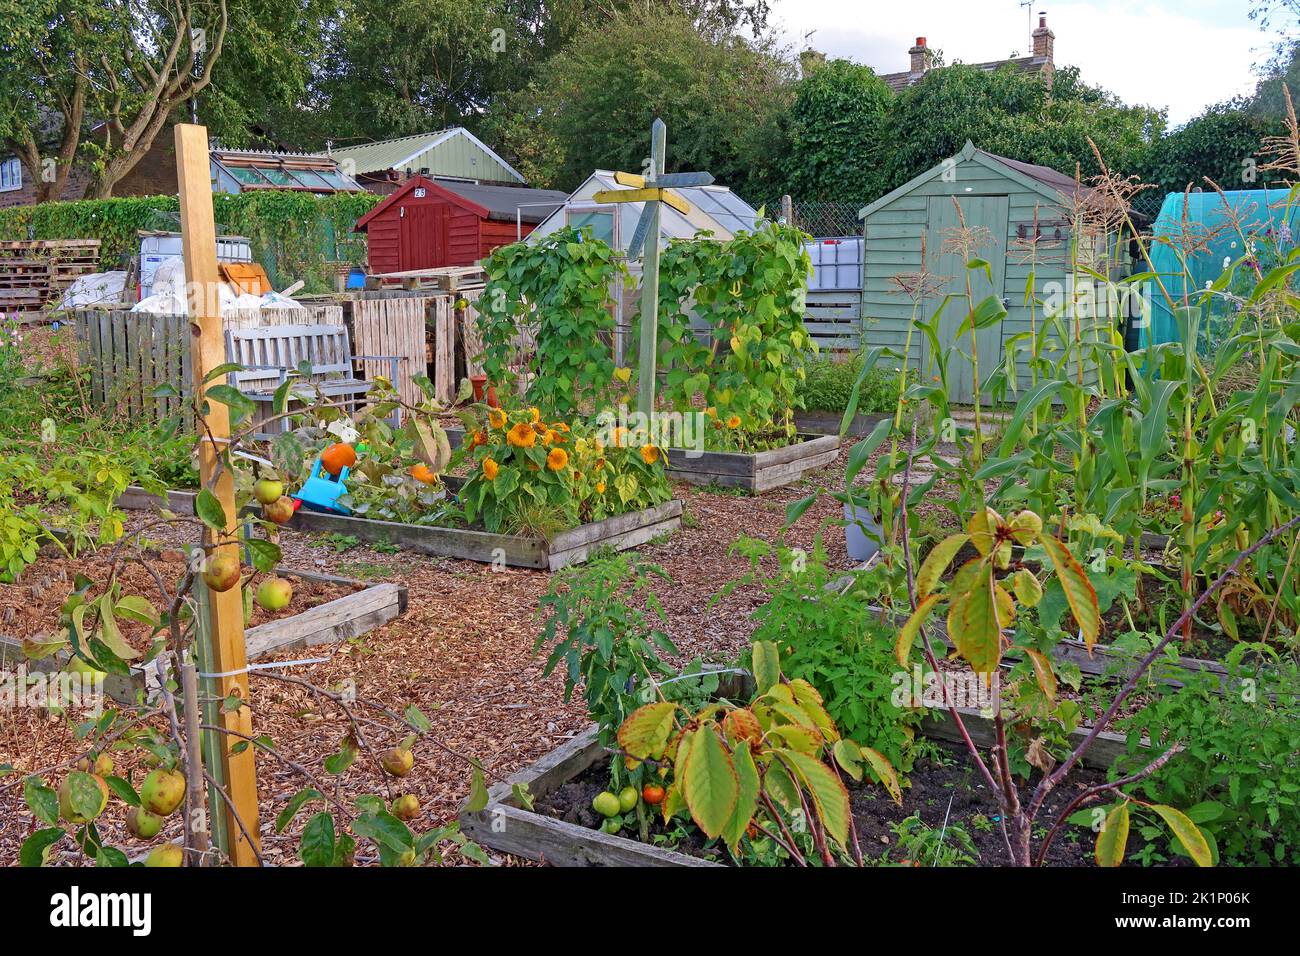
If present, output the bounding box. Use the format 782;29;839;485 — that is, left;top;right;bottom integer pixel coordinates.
595;481;606;494
595;458;606;471
640;444;660;465
507;423;536;448
555;422;570;433
547;448;569;471
470;430;487;448
488;407;507;429
528;407;541;423
727;415;741;429
546;429;564;445
482;457;500;480
705;406;717;419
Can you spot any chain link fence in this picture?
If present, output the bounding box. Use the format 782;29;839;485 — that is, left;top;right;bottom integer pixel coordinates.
770;193;1171;234
763;199;863;238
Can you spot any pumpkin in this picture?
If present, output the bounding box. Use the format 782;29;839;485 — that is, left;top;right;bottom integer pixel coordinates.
321;443;356;476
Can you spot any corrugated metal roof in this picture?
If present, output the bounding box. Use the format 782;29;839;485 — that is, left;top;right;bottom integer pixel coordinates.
438;181;568;223
329;131;454;174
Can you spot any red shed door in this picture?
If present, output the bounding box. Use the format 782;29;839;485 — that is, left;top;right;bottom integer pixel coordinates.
399;203;449;270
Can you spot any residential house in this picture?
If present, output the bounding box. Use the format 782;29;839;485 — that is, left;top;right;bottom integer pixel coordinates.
878;13;1056;92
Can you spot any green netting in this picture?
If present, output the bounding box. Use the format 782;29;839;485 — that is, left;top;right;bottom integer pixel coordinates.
1146;188;1300;354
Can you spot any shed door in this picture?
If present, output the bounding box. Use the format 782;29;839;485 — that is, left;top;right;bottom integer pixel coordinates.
922;195;1009;404
399;203;449;270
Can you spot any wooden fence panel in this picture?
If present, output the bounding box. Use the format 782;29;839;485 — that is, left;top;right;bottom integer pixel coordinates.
351;296;431;406
75;306;351;419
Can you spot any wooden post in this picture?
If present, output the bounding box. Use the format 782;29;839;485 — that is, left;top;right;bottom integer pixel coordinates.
636;119;667;419
175;123;261;866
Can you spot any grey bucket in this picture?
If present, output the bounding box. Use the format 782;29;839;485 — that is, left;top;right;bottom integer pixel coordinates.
843;502;884;562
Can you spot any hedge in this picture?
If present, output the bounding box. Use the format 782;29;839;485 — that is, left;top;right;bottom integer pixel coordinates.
0;190;382;292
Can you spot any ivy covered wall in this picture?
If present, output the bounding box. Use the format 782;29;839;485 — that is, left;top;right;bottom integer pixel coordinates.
0;191;381;292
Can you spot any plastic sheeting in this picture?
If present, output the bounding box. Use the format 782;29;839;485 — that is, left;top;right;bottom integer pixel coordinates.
130;256;306;315
1146;189;1300;351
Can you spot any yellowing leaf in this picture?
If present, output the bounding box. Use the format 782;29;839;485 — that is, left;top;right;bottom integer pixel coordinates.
682;729;740;839
721;742;760;855
789;679;839;743
1150;804;1214;867
1096;803;1130;867
1013;568;1043;607
1023;647;1057;701
751;640;780;695
897;593;943;666
1038;534;1100;649
917;533;968;601
776;749;851;847
617;702;678;759
860;746;903;805
952;565;1001;673
966;507;1003;555
768;724;823;754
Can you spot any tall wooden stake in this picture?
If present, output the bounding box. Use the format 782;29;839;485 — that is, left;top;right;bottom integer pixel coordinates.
175;123;261;866
636;119;667;419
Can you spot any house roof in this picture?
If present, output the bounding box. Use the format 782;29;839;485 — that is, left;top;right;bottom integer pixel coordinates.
328;128;525;183
859;141;1095;220
353;176;569;231
879;54;1052;93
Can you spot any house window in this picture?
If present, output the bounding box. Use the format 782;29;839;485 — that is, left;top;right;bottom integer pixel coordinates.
0;157;22;192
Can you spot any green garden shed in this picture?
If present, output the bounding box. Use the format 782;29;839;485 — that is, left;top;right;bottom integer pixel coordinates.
858;141;1131;404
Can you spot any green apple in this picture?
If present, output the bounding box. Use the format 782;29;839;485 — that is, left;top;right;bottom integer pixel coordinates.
144;844;184;867
255;577;293;612
381;747;414;777
140;768;186;816
201;551;242;593
391;794;421;821
253;478;284;505
126;806;164;839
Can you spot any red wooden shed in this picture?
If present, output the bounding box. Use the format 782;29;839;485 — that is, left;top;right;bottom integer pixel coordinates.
354;175;568;274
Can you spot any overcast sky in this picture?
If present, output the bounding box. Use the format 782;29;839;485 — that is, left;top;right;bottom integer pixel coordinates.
768;0;1292;125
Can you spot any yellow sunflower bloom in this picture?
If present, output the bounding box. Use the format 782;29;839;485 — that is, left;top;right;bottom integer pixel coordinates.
483;457;500;480
544;429;562;446
528;407;541;423
727;415;741;429
547;448;569;471
595;481;606;494
705;406;717;419
640;444;660;465
595;458;606;471
507;423;536;448
488;407;507;429
555;422;570;433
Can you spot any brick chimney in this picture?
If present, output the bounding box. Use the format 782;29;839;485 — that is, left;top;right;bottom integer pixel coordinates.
1032;13;1055;62
909;37;930;75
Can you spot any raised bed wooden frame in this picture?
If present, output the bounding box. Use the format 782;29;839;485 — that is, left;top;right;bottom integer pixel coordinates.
117;486;682;572
460;706;1133;868
449;426;840;494
664;433;840;493
0;567;406;705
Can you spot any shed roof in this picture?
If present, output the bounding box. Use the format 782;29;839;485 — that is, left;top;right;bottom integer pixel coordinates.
439;180;568;222
859;141;1095;220
329;128;524;182
353;176;569;232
